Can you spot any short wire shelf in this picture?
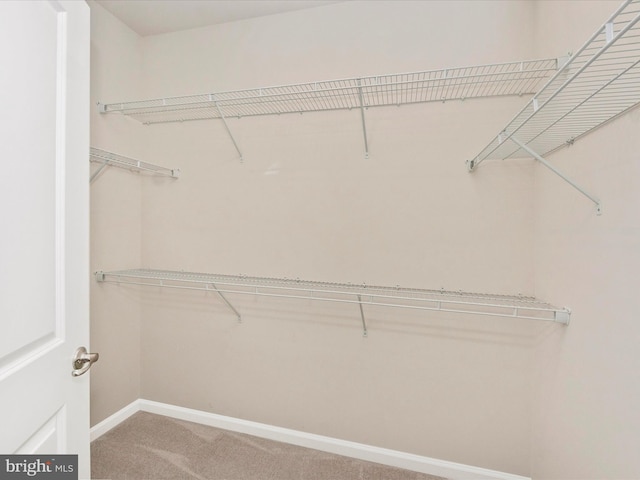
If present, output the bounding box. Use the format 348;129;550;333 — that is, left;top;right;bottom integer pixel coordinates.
89;147;180;183
96;269;570;334
97;59;558;125
469;0;640;168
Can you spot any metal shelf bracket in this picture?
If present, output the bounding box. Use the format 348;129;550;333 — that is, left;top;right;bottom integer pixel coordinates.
509;136;602;215
357;294;368;337
554;308;571;325
90;161;110;183
356;80;370;159
208;283;242;322
212;95;244;163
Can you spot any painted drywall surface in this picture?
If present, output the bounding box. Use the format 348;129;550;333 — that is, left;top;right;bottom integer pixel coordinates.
88;1;145;426
531;115;640;479
139;0;538;96
138;2;540;297
530;1;640;478
136;1;541;475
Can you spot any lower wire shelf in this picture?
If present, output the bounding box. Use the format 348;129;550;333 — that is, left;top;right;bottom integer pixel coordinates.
89;147;180;183
95;269;570;333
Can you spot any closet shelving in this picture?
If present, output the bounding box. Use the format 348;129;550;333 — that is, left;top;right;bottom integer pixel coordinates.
98;59;559;159
94;48;581;330
97;60;560;122
468;0;640;215
95;269;571;334
89;147;180;183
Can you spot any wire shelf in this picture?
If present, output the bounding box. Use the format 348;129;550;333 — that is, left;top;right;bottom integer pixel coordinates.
470;0;640;167
98;59;558;125
89;147;180;182
95;269;570;328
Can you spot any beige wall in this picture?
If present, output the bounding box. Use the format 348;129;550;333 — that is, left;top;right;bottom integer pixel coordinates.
89;1;144;426
136;1;538;475
88;0;640;478
530;1;640;478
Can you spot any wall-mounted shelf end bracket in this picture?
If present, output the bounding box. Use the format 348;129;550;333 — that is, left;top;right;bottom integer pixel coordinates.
554;308;571;325
466;158;476;172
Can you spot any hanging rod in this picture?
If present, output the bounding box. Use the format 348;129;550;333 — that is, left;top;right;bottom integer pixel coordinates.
468;0;640;173
89;147;180;183
95;269;571;331
97;59;559;125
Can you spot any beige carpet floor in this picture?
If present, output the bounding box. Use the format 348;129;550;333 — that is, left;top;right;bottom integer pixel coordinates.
91;412;446;480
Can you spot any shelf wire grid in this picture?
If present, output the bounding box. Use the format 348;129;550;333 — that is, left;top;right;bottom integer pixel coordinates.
471;0;640;166
98;59;558;125
89;147;179;178
96;269;570;324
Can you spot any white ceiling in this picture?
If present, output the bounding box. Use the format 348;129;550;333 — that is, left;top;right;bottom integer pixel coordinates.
94;0;344;37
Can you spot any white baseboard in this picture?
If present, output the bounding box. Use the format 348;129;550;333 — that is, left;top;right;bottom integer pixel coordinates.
91;398;531;480
90;399;142;441
89;399;142;442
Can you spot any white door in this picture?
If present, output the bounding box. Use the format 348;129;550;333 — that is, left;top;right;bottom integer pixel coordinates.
0;0;91;477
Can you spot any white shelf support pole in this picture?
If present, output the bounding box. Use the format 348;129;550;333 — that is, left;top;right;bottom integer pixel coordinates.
509;136;602;215
213;97;244;163
210;283;242;323
357;294;368;337
356;80;370;159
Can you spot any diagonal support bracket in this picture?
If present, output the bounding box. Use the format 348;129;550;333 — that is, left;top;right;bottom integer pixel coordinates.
90;161;110;183
357;294;368;337
209;283;242;323
356;80;370;159
212;95;244;163
509;136;602;215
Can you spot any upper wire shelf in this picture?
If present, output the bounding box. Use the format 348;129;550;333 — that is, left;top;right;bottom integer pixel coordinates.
97;59;558;125
89;147;180;183
469;0;640;169
95;269;570;334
